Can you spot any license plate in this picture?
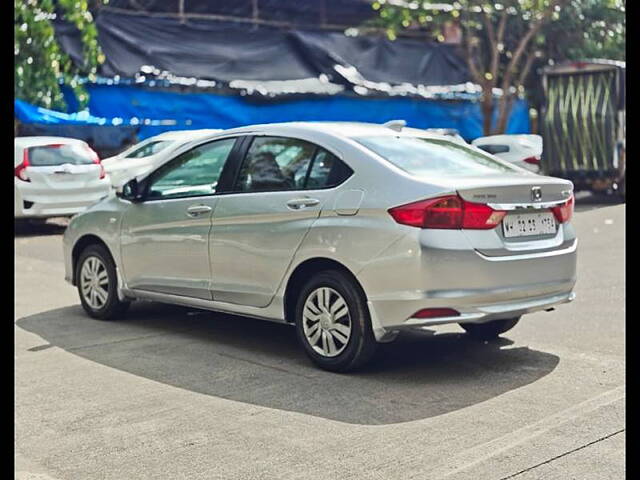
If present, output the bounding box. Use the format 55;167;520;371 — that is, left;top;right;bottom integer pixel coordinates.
51;173;77;181
502;212;557;238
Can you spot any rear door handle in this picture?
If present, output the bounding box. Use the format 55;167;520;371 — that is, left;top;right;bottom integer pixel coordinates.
186;204;212;217
286;197;320;210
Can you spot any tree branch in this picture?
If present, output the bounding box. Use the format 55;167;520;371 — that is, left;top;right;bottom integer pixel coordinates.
517;50;536;88
500;0;568;93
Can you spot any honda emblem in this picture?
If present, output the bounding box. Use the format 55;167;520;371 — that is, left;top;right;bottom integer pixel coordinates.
531;186;542;202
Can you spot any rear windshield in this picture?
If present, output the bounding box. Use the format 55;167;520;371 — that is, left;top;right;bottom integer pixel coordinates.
125;140;173;159
28;144;95;166
355;136;519;177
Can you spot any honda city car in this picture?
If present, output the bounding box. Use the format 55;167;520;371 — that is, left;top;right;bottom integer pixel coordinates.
63;122;577;371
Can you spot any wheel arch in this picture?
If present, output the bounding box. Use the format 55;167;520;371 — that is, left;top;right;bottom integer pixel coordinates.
283;257;366;324
71;234;112;286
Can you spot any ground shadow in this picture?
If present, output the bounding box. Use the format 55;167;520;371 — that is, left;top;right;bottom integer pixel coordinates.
17;302;559;425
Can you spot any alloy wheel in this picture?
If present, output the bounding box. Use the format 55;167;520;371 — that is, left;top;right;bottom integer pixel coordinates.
80;256;109;310
302;287;352;357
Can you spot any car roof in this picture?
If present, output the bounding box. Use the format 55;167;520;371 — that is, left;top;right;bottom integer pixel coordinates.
14;136;87;148
219;121;447;140
152;129;223;141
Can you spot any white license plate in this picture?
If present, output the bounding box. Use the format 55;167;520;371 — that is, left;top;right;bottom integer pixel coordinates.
502;212;557;238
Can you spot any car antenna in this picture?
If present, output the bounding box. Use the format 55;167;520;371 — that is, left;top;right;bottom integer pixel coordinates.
382;119;406;132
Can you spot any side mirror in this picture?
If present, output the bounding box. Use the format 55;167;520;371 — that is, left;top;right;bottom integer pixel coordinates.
116;178;143;202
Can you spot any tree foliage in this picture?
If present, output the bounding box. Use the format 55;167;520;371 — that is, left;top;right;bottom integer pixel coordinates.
371;0;625;134
14;0;105;111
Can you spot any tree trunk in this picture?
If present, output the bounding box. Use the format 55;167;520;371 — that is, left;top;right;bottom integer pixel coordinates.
481;88;494;136
495;93;515;134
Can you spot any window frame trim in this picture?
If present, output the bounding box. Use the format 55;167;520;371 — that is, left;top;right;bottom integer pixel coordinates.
140;136;244;202
227;134;353;195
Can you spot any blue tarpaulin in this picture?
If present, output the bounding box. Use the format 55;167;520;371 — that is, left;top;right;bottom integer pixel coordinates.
16;85;530;141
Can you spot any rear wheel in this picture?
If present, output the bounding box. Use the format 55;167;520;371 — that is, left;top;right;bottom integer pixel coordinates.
76;244;130;320
295;270;377;372
460;317;520;340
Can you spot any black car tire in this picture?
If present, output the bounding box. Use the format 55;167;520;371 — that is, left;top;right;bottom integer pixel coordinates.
295;270;377;372
76;244;130;320
460;317;520;340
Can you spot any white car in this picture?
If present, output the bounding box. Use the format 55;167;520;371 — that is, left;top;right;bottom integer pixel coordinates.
472;134;543;173
102;129;222;188
15;136;111;221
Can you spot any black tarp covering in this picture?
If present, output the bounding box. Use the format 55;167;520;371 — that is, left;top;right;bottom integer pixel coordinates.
54;10;470;88
17;123;139;159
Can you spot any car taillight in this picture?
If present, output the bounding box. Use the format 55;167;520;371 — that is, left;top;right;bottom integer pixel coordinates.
83;144;105;179
551;194;574;223
523;156;540;165
15;149;30;182
388;195;506;230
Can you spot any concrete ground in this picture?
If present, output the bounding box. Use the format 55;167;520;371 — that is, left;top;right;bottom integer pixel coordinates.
15;197;625;479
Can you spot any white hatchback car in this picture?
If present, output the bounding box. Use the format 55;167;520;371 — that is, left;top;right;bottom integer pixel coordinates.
472;134;543;173
15;137;110;221
102;129;222;188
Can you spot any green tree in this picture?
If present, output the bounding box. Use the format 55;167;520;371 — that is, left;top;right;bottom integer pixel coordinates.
14;0;105;111
371;0;625;135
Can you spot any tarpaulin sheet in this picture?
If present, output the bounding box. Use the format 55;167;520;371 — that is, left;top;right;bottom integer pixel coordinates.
54;10;470;88
16;86;530;141
17;123;139;158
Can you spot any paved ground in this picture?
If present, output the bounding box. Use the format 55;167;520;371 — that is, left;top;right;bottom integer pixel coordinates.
15;197;625;479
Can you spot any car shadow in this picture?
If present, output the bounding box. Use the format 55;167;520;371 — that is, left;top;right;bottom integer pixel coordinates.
17;302;559;425
14;219;68;237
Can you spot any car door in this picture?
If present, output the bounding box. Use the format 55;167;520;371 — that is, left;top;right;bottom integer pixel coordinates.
210;135;353;308
120;136;239;300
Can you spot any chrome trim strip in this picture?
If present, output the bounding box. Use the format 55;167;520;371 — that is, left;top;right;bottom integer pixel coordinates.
475;239;577;262
487;199;567;210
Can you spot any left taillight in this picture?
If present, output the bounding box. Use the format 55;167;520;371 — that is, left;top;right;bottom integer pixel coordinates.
388;194;507;230
15;149;30;182
551;194;574;224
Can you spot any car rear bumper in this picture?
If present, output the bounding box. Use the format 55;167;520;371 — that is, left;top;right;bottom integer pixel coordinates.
358;228;578;342
15;182;110;219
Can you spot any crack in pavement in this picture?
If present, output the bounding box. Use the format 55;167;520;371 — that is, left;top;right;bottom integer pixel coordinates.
427;386;625;479
497;428;625;480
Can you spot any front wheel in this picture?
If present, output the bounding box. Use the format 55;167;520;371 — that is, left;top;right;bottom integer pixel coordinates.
76;244;130;320
295;270;377;372
460;317;520;340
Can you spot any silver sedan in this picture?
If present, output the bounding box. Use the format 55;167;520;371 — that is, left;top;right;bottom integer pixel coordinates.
63;122;577;372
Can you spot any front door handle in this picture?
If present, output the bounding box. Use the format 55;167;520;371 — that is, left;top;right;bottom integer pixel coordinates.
286;197;320;210
186;204;212;217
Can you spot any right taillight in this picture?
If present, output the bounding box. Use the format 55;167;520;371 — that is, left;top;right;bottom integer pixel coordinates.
551;194;574;224
388;194;506;230
15;149;30;182
523;156;541;165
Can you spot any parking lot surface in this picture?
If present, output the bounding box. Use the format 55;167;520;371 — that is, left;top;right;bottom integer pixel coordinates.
15;198;624;479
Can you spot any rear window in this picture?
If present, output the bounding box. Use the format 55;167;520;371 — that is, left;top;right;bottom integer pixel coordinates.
356;136;518;177
27;144;96;166
125;140;173;159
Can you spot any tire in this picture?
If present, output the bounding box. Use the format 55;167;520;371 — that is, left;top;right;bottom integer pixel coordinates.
460;317;520;340
76;244;130;320
295;270;377;372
